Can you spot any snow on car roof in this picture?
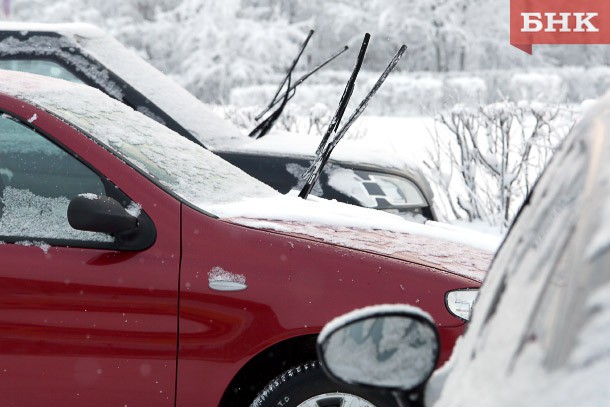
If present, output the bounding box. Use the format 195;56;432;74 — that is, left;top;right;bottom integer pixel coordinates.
0;21;249;150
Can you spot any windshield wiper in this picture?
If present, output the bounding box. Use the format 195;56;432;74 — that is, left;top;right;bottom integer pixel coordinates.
248;30;349;139
299;36;408;199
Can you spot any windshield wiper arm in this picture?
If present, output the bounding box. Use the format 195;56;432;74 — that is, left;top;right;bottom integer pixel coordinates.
299;39;408;199
314;33;369;155
256;29;314;120
254;44;349;121
249;30;349;139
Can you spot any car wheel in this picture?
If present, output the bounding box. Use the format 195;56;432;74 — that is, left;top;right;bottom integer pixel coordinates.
251;361;398;407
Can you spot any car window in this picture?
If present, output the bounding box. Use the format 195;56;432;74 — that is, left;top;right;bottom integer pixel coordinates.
0;113;111;243
0;59;84;83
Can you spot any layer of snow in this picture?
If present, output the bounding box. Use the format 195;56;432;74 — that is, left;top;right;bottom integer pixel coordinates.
319;304;434;344
212;192;500;253
217;192;495;281
208;266;246;285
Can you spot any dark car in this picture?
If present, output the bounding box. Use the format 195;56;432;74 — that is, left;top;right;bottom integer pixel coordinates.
0;70;491;406
0;22;438;222
316;90;610;405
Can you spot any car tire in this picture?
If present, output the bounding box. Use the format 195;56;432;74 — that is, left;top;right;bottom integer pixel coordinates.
250;361;398;407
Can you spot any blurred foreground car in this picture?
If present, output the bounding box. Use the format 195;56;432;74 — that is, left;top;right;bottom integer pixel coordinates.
0;22;438;222
317;92;610;406
0;70;493;406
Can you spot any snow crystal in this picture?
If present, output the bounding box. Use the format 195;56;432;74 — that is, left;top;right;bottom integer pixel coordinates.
27;113;37;123
208;267;246;284
208;266;247;291
79;193;99;200
125;201;142;218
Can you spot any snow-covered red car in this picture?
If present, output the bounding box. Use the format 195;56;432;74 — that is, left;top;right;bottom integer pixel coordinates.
0;70;493;406
316;91;610;406
0;22;439;222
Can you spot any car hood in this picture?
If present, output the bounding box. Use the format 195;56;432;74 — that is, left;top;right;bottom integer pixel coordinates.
211;193;497;282
227;217;492;282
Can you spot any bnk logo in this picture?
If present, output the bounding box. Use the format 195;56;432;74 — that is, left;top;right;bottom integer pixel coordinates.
521;12;599;33
510;0;610;54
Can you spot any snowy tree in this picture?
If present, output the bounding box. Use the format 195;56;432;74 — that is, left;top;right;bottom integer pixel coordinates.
425;101;576;229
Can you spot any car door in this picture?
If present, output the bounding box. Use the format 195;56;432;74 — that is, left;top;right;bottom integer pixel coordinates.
0;104;181;406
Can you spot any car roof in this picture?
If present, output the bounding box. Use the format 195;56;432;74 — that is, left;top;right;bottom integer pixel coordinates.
0;21;249;150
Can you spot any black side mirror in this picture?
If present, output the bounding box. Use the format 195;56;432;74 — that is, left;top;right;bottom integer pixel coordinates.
317;305;440;407
68;194;137;235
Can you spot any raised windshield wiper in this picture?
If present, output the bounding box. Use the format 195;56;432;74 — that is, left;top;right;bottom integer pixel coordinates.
248;30;349;139
299;35;408;199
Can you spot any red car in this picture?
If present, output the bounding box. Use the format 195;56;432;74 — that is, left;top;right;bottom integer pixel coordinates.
0;70;492;406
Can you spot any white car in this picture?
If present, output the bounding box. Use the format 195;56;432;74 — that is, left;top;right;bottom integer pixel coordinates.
316;89;610;406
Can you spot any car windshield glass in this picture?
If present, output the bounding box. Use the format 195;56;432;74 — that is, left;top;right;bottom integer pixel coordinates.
1;71;278;211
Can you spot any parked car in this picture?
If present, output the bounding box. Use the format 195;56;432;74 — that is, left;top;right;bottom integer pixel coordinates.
0;70;493;406
316;91;610;406
0;22;438;222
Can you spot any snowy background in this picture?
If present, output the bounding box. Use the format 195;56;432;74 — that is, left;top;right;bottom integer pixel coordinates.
5;0;609;234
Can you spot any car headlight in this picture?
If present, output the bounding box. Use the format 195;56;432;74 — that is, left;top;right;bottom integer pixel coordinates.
361;173;427;208
445;289;479;321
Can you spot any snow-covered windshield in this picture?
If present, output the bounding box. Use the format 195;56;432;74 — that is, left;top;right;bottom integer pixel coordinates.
0;70;277;210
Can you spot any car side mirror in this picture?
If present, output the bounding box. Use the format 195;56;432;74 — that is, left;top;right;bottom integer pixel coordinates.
68;194;137;235
317;305;440;407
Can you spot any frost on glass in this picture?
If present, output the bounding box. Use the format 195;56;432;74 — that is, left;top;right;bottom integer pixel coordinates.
0;187;112;242
0;35;124;99
322;315;438;390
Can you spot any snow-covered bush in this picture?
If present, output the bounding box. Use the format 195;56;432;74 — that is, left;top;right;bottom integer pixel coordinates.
425;100;577;229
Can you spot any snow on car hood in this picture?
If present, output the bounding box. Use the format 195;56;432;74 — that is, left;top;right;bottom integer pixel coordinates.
211;193;496;282
0;22;249;150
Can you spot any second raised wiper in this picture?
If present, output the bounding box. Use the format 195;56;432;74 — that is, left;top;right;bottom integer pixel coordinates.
248;30;348;139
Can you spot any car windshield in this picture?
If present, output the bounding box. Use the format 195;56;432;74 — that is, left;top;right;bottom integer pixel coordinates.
0;70;278;211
